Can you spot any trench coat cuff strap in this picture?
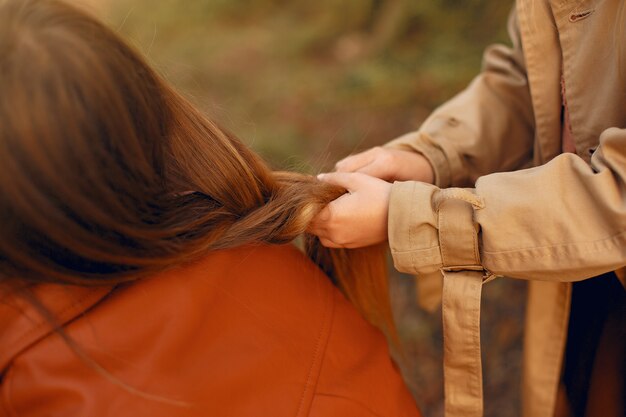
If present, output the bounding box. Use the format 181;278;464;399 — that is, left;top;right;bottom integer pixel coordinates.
385;132;453;188
438;198;485;417
388;180;446;311
388;181;443;276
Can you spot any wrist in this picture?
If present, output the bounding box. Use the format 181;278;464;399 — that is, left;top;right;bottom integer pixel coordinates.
397;151;435;183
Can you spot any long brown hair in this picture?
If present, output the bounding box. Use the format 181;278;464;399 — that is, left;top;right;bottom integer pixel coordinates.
0;0;394;335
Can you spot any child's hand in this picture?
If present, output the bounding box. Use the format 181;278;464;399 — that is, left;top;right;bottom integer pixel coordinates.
335;147;435;184
308;172;392;248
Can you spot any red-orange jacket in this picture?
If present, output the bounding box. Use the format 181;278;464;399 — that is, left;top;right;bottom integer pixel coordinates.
0;244;422;416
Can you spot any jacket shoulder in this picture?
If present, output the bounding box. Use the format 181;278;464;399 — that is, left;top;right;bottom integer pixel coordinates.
2;245;336;416
310;285;422;417
2;244;420;417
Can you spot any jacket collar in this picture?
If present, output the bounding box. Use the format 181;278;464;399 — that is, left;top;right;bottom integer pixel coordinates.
517;0;563;164
0;284;112;373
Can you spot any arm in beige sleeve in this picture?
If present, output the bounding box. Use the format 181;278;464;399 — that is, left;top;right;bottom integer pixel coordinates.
389;127;626;282
386;8;535;188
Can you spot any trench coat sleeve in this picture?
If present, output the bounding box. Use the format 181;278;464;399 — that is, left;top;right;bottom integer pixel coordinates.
389;126;626;282
385;8;534;188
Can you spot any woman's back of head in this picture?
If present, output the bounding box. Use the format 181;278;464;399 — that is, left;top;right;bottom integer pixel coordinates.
0;0;394;334
1;0;175;279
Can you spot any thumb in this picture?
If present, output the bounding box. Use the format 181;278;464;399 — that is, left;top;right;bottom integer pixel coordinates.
335;151;373;173
317;172;362;192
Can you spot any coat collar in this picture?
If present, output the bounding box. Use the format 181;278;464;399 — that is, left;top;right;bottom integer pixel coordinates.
516;0;564;164
516;0;617;165
0;284;112;373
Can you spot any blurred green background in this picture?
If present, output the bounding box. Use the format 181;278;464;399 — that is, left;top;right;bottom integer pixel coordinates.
82;1;526;416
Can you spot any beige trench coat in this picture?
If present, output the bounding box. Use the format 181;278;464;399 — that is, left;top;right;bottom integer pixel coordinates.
384;1;626;417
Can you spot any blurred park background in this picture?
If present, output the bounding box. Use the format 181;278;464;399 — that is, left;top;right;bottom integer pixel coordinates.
77;1;526;416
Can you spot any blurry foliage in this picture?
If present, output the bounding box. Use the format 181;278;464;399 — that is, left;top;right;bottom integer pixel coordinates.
102;2;522;416
106;0;511;171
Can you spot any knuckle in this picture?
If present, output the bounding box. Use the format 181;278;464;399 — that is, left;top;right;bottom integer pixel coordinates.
327;230;346;246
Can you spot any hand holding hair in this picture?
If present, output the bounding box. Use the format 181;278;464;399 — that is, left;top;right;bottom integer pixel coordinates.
310;146;434;248
309;172;392;248
335;146;435;183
